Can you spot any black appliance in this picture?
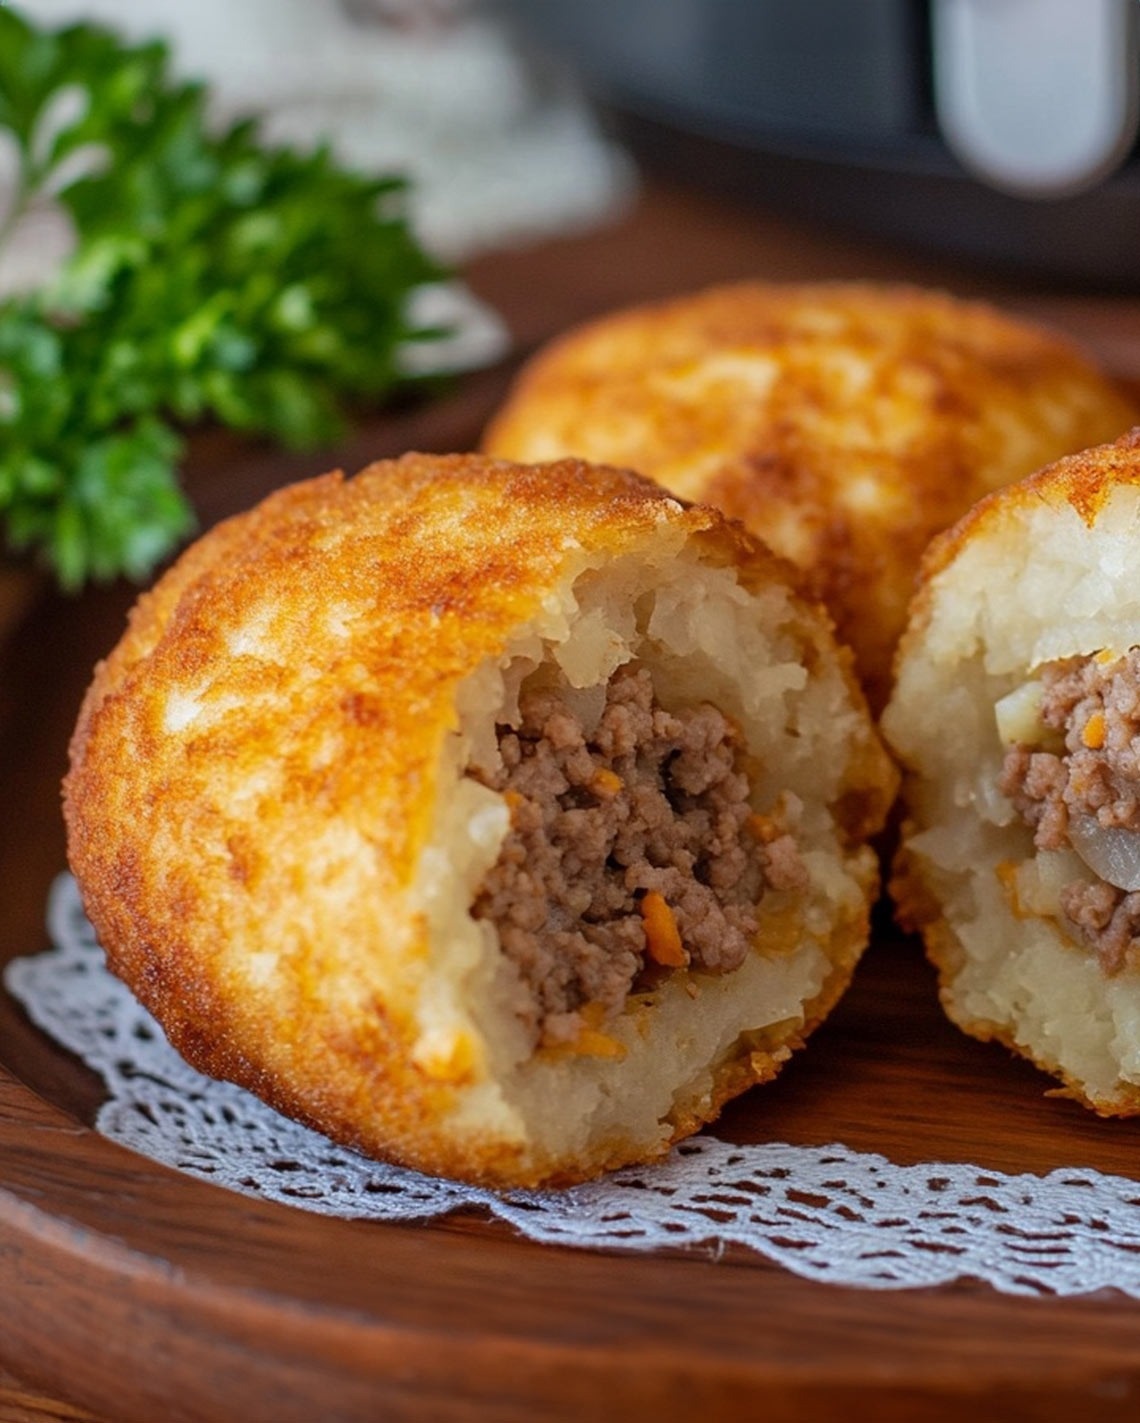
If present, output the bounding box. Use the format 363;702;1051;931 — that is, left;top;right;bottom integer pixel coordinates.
504;0;1140;288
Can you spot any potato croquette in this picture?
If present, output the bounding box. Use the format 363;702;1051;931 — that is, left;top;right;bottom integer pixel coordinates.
484;282;1136;709
65;453;895;1187
883;429;1140;1114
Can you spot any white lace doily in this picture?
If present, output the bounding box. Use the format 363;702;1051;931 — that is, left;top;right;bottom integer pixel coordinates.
10;874;1140;1298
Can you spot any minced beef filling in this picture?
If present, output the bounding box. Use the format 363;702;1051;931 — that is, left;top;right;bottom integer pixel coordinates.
999;649;1140;972
469;663;806;1048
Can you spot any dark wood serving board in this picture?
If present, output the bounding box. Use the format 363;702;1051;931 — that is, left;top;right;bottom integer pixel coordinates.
6;183;1140;1423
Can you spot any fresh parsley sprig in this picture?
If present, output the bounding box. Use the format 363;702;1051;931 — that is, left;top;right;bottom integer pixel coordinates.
0;7;449;588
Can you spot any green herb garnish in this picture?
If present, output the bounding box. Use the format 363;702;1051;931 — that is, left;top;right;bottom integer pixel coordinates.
0;7;448;588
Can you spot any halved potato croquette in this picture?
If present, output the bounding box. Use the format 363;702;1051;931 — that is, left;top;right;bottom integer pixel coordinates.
883;429;1140;1114
65;454;896;1187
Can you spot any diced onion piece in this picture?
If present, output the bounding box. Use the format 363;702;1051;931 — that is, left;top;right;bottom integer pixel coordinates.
1069;816;1140;892
558;681;607;736
994;680;1047;746
1014;849;1084;915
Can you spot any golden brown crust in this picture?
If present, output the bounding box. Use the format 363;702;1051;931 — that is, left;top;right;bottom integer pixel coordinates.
65;452;893;1188
484;281;1137;710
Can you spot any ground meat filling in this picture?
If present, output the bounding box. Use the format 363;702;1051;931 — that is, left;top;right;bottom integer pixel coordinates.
469;663;807;1049
999;649;1140;972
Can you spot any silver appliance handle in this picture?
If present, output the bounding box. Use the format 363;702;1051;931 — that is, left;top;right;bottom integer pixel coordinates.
932;0;1139;197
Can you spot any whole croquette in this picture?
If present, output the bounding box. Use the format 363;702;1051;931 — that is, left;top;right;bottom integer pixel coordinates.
484;281;1136;709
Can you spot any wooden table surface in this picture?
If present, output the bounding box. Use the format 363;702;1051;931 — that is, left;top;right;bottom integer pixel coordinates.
5;178;1140;1423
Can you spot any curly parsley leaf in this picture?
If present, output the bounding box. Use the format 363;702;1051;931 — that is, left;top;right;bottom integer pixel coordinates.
0;6;450;588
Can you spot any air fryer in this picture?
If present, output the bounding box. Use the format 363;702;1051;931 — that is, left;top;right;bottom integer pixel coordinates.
504;0;1140;289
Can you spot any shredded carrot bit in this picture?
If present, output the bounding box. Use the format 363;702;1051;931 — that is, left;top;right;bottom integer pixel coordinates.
544;1005;626;1060
994;860;1022;913
590;768;623;797
1082;711;1106;750
574;1028;627;1059
503;789;525;813
580;1001;608;1029
746;812;780;844
542;1025;626;1061
640;891;687;968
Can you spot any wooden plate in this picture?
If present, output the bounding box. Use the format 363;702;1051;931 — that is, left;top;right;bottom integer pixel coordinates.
7;187;1140;1422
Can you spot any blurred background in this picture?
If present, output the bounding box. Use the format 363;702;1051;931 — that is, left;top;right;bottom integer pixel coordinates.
7;0;634;276
11;0;1140;289
500;0;1140;289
